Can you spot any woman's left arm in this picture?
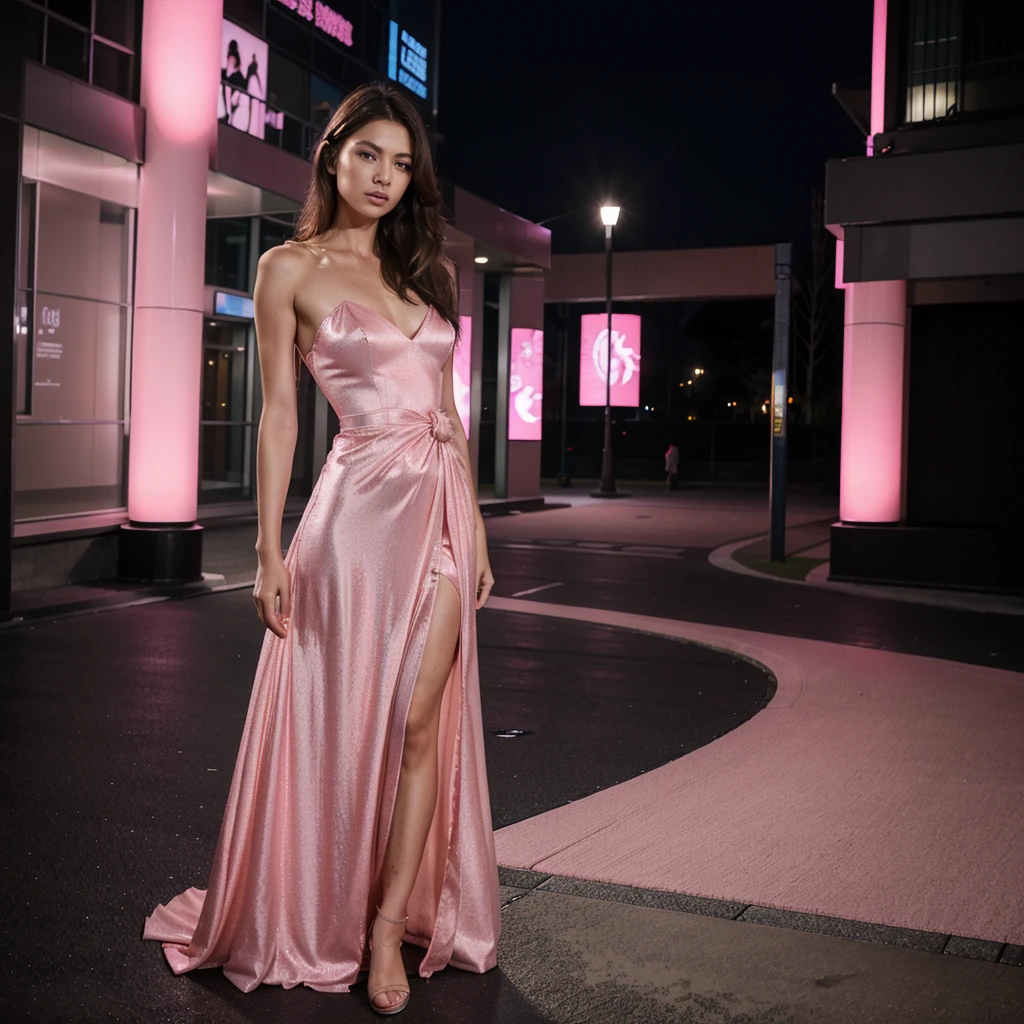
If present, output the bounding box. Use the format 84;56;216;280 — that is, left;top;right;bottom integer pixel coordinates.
440;342;494;609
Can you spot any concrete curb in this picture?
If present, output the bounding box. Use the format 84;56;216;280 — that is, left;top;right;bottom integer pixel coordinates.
709;534;1024;616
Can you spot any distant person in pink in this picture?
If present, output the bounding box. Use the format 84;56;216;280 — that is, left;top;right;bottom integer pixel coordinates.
665;442;680;491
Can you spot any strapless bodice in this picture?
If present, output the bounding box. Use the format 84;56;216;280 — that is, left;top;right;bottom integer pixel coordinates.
301;300;455;421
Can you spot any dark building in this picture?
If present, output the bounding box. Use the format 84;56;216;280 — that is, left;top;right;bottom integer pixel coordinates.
826;0;1023;593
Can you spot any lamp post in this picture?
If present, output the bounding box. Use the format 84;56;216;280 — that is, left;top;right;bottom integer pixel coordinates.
594;204;625;497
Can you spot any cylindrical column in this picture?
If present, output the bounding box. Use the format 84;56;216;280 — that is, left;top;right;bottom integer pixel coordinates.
120;0;222;579
839;280;907;523
494;273;512;499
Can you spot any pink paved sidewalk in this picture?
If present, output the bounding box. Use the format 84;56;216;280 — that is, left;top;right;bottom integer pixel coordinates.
490;597;1024;945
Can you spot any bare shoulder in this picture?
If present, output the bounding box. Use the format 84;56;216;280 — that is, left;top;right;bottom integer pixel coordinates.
254;240;309;284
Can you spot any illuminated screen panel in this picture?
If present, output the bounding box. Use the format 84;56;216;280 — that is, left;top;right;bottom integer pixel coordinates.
217;20;268;140
452;316;472;438
509;328;543;440
214;291;254;318
579;313;641;406
387;21;429;99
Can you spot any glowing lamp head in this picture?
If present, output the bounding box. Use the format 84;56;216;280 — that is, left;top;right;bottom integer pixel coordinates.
600;205;620;226
473;256;488;264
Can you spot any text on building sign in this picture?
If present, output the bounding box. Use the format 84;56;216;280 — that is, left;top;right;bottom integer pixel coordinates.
273;0;353;47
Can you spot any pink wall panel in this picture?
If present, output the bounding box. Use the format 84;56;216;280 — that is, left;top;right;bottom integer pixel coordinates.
453;315;472;438
509;328;543;440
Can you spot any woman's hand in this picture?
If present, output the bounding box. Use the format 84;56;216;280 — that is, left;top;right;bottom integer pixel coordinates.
475;559;495;610
253;554;292;639
475;521;494;609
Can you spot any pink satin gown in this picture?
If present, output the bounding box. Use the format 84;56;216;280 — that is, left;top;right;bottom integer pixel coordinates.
143;300;501;992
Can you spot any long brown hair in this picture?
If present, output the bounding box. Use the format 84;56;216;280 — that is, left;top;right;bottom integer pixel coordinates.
293;81;459;340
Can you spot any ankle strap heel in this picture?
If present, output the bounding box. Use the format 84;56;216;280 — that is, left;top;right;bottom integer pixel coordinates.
369;906;411;1015
375;905;409;925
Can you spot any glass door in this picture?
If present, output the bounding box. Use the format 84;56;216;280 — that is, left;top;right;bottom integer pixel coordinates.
199;318;255;503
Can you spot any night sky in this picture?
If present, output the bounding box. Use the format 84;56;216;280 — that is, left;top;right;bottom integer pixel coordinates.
437;0;874;255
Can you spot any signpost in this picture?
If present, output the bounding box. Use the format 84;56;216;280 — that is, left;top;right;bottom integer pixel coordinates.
770;242;791;562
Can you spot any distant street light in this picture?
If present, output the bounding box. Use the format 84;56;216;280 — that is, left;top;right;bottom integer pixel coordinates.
593;204;626;498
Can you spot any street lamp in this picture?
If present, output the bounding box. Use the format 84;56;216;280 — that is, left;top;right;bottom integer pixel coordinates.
594;204;626;497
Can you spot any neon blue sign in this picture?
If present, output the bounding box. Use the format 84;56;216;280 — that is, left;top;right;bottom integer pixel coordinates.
387;21;428;100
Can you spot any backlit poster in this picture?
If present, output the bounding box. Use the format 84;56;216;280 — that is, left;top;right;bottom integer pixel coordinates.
218;20;268;139
509;328;543;440
453;316;472;438
579;313;641;406
387;21;429;99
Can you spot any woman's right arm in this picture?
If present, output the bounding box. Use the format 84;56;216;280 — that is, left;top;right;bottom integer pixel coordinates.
252;246;305;639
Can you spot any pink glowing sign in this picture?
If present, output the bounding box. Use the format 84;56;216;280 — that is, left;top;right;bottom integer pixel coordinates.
452;316;472;438
273;0;354;47
579;313;641;407
509;328;543;440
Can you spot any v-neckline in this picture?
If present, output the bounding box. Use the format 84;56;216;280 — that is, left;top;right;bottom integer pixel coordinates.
333;299;433;342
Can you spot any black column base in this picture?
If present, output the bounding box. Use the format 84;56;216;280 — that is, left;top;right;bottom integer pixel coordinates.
117;524;204;584
830;521;1023;595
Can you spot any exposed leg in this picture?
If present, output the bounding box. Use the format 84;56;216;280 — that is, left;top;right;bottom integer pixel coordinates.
369;572;461;1010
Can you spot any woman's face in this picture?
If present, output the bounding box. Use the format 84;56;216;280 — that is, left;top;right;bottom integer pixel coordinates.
329;119;414;220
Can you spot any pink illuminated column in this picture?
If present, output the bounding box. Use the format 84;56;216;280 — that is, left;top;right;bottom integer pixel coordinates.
839;282;906;522
453;316;472;437
128;0;222;524
838;0;909;524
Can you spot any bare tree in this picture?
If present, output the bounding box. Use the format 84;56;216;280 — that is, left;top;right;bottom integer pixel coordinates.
792;190;842;425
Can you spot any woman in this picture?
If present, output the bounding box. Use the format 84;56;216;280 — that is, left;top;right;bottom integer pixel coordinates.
144;81;500;1015
664;442;680;491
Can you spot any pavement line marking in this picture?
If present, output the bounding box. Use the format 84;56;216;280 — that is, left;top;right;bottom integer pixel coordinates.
511;582;564;598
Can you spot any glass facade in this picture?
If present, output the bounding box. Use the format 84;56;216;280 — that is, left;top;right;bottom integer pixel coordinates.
219;0;435;160
15;177;133;520
9;0;439;525
200;320;255;503
201;213;318;507
5;0;143;105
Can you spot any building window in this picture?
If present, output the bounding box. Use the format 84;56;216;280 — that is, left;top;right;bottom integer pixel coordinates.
8;0;143;101
200;320;256;504
45;15;91;82
15;180;134;521
268;48;310;120
223;0;265;36
94;0;139;49
902;0;1024;123
309;73;341;134
960;0;1024;115
49;0;92;29
92;39;135;98
206;218;252;292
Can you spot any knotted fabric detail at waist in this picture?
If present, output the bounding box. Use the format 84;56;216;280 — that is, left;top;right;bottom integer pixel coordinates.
336;406;454;443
